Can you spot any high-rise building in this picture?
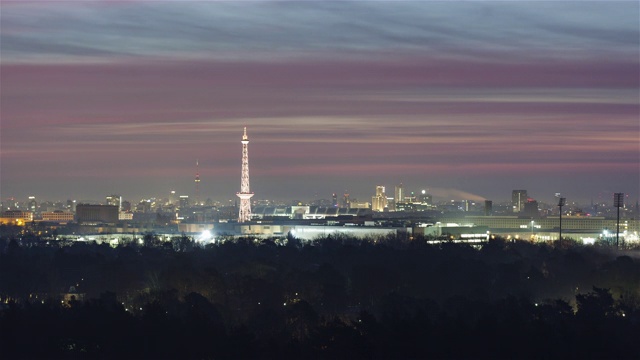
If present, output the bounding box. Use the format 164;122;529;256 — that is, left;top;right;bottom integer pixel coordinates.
332;193;338;207
386;196;396;211
28;196;37;213
484;200;493;216
394;184;405;205
372;185;387;212
136;200;152;213
121;200;131;212
179;195;190;209
237;127;254;222
66;200;77;212
523;199;540;219
342;193;350;209
106;195;121;211
512;190;528;213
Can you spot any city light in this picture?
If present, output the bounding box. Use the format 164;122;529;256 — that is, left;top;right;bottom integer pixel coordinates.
197;230;214;243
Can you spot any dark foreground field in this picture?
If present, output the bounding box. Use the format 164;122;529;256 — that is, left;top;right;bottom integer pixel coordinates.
1;235;639;359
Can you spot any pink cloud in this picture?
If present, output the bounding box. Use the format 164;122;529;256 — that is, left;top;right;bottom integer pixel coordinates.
1;56;638;201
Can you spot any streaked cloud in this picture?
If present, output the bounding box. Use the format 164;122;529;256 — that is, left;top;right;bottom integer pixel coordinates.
0;1;638;203
2;1;637;63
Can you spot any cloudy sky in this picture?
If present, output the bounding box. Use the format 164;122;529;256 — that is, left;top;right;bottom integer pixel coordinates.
1;0;638;205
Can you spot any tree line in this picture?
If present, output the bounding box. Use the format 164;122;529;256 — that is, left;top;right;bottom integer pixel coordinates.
1;233;639;358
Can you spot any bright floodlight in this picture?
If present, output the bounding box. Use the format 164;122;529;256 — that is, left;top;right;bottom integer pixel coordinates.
198;230;212;242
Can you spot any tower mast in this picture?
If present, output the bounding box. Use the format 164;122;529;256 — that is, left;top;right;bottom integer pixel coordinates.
195;159;200;206
237;127;254;222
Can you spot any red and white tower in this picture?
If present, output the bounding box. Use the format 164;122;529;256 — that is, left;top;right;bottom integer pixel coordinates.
236;127;254;222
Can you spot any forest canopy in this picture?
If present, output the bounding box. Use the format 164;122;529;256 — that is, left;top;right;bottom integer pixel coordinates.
1;235;639;358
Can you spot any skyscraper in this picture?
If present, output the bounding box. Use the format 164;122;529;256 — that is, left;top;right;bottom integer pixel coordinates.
484;200;493;216
179;195;190;209
523;199;539;219
342;193;350;209
372;185;387;212
28;196;37;213
512;190;528;213
237;127;254;222
105;195;121;211
394;183;405;205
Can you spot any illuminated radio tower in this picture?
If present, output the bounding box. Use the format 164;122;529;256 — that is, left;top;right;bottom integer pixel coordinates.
236;127;254;222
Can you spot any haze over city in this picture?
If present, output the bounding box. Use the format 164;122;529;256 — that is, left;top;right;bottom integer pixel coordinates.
1;1;638;204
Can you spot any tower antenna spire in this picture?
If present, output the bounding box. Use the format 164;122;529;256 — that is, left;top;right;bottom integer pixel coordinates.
195;159;201;206
237;127;254;222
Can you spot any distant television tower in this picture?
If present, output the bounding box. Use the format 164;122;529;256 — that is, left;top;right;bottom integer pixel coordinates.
194;159;201;206
236;127;254;222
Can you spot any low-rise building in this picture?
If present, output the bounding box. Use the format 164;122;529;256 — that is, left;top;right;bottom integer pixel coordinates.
0;210;34;225
41;211;75;223
439;215;639;242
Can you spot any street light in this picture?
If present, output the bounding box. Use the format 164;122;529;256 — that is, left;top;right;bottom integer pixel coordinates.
530;220;535;241
614;193;624;249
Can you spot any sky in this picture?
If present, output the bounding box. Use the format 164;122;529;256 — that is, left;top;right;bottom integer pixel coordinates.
1;0;639;205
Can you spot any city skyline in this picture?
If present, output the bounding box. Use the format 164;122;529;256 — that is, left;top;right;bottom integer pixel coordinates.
1;1;639;204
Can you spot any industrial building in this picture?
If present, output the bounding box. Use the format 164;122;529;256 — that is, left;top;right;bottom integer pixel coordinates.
251;205;372;220
440;215;639;242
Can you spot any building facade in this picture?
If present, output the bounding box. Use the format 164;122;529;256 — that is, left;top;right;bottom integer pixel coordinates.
372;185;387;212
395;184;405;205
512;190;528;213
76;204;119;224
41;211;75;223
440;215;639;241
0;210;34;225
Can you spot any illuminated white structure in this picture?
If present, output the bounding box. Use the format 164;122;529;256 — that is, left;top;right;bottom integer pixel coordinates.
372;185;387;212
236;127;254;222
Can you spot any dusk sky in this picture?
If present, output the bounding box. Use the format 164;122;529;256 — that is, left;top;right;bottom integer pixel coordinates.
1;1;638;205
